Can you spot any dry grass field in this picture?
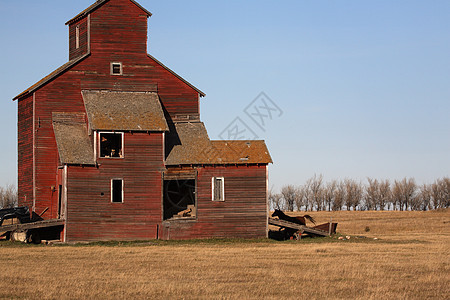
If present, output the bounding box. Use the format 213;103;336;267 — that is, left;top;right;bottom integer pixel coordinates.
0;210;449;299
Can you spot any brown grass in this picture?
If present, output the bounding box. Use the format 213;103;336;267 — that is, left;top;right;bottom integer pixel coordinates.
0;210;449;299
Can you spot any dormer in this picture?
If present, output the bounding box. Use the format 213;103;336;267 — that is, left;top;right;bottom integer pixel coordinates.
66;0;152;60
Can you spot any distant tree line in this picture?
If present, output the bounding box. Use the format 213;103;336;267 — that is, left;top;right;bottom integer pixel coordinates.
269;175;450;212
0;184;18;209
1;179;449;212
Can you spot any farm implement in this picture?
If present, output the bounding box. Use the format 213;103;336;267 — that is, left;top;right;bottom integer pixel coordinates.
0;207;64;243
269;209;338;240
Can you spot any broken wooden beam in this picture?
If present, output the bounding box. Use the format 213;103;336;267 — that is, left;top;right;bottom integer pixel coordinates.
0;219;65;232
268;217;330;237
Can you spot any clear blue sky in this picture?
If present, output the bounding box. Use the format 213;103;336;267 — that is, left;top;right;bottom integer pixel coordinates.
1;0;449;191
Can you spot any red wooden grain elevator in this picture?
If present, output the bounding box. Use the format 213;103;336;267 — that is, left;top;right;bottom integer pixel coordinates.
13;0;272;242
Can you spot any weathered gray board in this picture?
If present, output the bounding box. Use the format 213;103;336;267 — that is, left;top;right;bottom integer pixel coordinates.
0;219;64;232
268;217;329;236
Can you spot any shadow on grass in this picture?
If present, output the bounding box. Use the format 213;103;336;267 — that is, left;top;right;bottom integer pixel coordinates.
0;233;427;248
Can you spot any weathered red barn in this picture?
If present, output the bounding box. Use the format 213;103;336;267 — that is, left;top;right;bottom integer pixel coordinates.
13;0;272;242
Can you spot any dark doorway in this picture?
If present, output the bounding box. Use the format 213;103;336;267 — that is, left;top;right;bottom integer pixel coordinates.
111;179;123;203
163;179;196;220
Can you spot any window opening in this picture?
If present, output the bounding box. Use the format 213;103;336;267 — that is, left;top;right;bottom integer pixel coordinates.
99;132;123;158
111;62;122;75
212;177;225;201
111;179;123;203
163;179;196;220
57;185;62;218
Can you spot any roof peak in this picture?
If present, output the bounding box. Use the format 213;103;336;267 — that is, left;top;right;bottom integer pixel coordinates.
65;0;152;26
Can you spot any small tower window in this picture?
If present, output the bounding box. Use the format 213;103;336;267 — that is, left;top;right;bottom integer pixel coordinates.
111;62;123;75
75;25;80;49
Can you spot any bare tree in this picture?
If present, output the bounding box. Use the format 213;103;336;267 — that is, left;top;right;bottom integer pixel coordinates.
365;178;379;211
281;185;297;211
268;187;283;210
332;180;346;211
0;184;18;209
302;179;313;211
310;174;324;211
344;179;362;211
301;174;324;211
294;186;305;211
378;179;391;211
443;177;450;208
431;177;450;209
414;184;432;211
324;180;337;211
392;178;417;211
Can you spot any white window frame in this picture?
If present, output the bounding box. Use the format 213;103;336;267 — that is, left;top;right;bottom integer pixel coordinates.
111;179;124;203
110;62;123;75
75;25;80;49
99;132;124;159
211;177;225;202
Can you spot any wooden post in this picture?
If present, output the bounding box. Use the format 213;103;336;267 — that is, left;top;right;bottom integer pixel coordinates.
329;217;332;236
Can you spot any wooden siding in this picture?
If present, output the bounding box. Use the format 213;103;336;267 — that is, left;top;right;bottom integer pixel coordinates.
17;94;33;208
89;0;199;118
147;55;200;119
161;165;268;239
90;0;147;57
29;49;199;219
65;132;164;242
34;88;60;218
69;17;89;60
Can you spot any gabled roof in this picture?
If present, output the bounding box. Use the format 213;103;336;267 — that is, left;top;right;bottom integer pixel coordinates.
147;54;206;97
52;113;95;165
66;0;152;25
165;122;272;165
82;90;168;131
12;52;205;101
13;54;89;101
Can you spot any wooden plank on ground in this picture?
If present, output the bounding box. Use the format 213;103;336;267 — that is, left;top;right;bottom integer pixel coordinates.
0;219;65;232
268;217;329;236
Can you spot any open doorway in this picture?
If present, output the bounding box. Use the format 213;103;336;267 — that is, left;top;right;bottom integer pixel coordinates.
163;179;196;220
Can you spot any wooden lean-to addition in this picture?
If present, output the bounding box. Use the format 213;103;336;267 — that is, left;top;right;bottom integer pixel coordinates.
13;0;272;242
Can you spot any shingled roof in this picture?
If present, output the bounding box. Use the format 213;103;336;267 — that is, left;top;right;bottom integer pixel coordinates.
210;140;273;164
165;122;212;165
82;91;168;131
165;122;272;165
52;113;95;165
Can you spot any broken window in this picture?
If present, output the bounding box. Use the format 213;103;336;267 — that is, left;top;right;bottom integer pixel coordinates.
111;62;122;75
212;177;225;201
163;179;196;220
99;132;123;158
111;179;123;203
